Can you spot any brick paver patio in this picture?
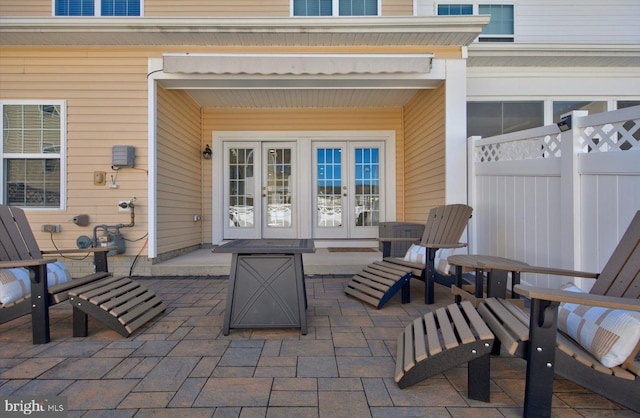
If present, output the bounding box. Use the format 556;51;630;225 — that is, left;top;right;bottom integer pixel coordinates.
0;276;634;417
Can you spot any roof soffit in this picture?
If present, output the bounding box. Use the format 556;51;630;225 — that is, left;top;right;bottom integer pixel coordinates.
0;16;489;47
467;44;640;67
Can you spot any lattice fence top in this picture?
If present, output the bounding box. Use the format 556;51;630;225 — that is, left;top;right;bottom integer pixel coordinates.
475;134;561;163
474;112;640;163
578;118;640;153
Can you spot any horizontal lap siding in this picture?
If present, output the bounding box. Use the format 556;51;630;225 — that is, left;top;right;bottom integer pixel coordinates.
0;0;50;15
201;107;404;243
156;87;202;255
0;47;150;254
145;0;289;16
382;0;414;16
401;85;445;222
516;1;640;44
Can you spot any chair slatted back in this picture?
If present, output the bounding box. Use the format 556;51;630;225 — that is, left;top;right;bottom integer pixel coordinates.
420;204;473;247
590;210;640;299
0;205;43;262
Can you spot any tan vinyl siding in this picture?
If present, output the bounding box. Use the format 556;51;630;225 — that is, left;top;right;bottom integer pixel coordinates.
0;0;50;16
0;0;412;17
201;107;404;242
145;0;289;17
401;84;445;222
0;47;150;253
156;87;202;255
382;0;414;16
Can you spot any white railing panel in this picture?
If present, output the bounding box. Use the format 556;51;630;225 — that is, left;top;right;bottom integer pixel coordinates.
468;105;640;291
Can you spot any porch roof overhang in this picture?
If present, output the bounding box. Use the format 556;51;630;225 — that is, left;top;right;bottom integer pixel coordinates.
163;53;434;76
467;43;640;67
0;16;489;47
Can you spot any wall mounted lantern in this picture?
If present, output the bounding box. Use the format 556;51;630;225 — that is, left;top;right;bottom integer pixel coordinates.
203;144;212;160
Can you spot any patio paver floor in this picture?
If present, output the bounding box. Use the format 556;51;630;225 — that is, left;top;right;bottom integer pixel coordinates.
0;276;636;417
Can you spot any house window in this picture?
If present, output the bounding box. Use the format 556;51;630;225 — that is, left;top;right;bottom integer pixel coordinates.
437;3;514;42
55;0;141;16
478;5;514;42
294;0;332;16
1;102;65;208
293;0;378;16
437;4;473;15
467;101;544;138
552;101;607;123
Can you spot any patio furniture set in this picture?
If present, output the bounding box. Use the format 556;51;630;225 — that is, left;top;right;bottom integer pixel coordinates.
1;202;638;416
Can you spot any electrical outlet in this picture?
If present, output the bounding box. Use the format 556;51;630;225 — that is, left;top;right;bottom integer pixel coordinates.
41;224;60;233
118;200;131;212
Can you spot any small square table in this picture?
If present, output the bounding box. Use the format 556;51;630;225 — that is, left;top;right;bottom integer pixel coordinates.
215;239;315;335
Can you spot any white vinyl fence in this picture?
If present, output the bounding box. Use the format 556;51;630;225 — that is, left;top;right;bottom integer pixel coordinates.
468;105;640;290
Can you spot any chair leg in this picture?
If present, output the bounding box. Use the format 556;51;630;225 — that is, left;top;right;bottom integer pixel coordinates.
424;248;436;304
29;265;50;344
468;352;491;402
401;281;411;304
72;306;89;337
524;298;559;418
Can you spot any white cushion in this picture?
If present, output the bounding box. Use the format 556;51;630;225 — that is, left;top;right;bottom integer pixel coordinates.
403;244;426;264
0;268;31;305
0;261;72;306
402;244;452;275
557;283;640;368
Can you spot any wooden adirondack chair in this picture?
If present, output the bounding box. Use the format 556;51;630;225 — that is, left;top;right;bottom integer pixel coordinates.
477;210;640;416
0;205;165;344
344;204;472;306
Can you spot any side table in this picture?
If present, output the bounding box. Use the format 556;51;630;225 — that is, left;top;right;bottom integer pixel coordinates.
447;255;530;304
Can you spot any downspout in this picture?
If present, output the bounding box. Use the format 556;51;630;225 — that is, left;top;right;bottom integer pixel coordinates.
147;60;160;259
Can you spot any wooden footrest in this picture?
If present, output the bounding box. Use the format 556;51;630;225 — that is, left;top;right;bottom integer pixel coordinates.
344;262;412;308
68;276;166;337
395;301;494;401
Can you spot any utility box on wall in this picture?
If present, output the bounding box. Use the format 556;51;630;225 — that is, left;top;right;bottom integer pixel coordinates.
112;146;135;168
378;222;425;257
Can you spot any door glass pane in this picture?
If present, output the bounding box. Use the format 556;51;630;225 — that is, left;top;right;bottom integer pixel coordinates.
316;148;342;227
266;147;292;228
228;148;254;228
354;147;379;227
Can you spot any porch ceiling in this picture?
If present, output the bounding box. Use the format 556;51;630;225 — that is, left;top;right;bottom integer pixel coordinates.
181;88;423;108
0;16;489;47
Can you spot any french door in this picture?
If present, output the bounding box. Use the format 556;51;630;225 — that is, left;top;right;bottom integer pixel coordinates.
224;142;297;239
312;141;384;239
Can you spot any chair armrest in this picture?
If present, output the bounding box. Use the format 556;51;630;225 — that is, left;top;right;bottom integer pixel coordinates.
0;258;57;269
41;247;109;255
423;242;468;249
476;261;598;279
514;284;640;312
377;237;420;243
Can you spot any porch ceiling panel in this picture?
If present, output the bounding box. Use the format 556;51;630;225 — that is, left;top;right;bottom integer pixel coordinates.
163;53;433;75
183;88;421;108
0;16;489;47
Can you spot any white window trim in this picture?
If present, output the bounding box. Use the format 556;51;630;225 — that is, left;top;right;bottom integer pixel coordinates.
290;0;381;17
52;0;144;17
0;100;67;211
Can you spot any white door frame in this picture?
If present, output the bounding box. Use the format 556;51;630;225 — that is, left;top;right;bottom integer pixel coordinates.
211;130;396;244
